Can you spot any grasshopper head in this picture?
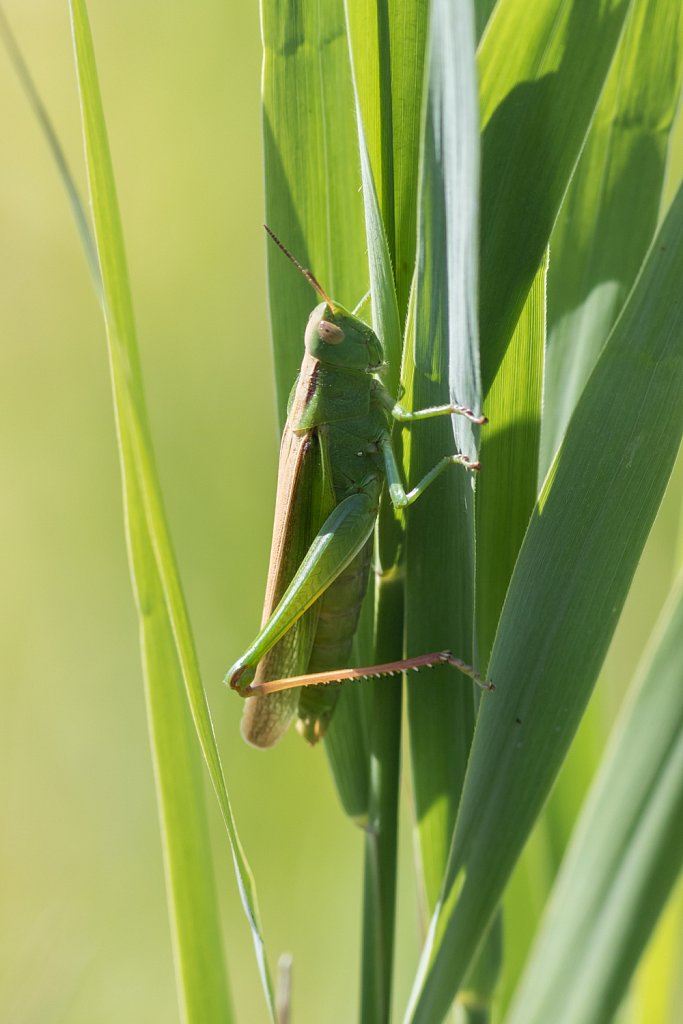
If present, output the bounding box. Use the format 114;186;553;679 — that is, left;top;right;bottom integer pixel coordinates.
305;302;383;372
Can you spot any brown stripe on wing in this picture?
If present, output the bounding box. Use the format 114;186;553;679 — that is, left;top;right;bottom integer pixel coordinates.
241;420;327;747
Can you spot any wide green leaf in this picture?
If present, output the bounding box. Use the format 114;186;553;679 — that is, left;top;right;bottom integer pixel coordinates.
478;0;632;392
68;2;274;1018
404;183;683;1024
506;570;683;1024
541;0;683;475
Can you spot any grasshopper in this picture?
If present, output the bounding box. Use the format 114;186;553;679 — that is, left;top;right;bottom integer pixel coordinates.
226;229;491;747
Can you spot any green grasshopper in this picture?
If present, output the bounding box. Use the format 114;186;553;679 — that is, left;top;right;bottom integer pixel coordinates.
226;229;491;747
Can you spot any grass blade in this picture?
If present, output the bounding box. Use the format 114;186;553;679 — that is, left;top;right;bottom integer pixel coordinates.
136;515;234;1024
541;0;683;475
478;0;632;391
0;7;99;293
405;0;481;918
68;2;274;1017
404;183;683;1024
345;26;405;1020
505;571;683;1024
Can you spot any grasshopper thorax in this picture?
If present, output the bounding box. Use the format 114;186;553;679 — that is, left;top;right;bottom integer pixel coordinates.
304;302;383;372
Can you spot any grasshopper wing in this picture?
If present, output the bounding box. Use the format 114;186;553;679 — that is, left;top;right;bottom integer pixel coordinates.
241;421;333;746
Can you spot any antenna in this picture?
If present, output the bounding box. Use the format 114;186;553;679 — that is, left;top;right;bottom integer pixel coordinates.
264;225;334;307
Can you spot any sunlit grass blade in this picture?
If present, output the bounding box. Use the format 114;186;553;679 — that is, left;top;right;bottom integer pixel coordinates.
477;0;632;391
540;0;683;476
135;513;234;1024
505;570;683;1024
404;0;481;920
68;1;275;1018
404;184;683;1024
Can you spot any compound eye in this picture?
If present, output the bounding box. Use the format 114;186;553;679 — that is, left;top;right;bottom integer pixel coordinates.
318;320;345;345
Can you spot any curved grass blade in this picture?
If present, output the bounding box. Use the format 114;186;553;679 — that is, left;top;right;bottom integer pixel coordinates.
2;12;238;1019
404;184;683;1024
0;6;100;294
505;571;683;1024
477;0;632;391
541;0;683;476
68;2;275;1017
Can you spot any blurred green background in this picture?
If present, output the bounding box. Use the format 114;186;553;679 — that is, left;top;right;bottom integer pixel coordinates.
1;3;681;1023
